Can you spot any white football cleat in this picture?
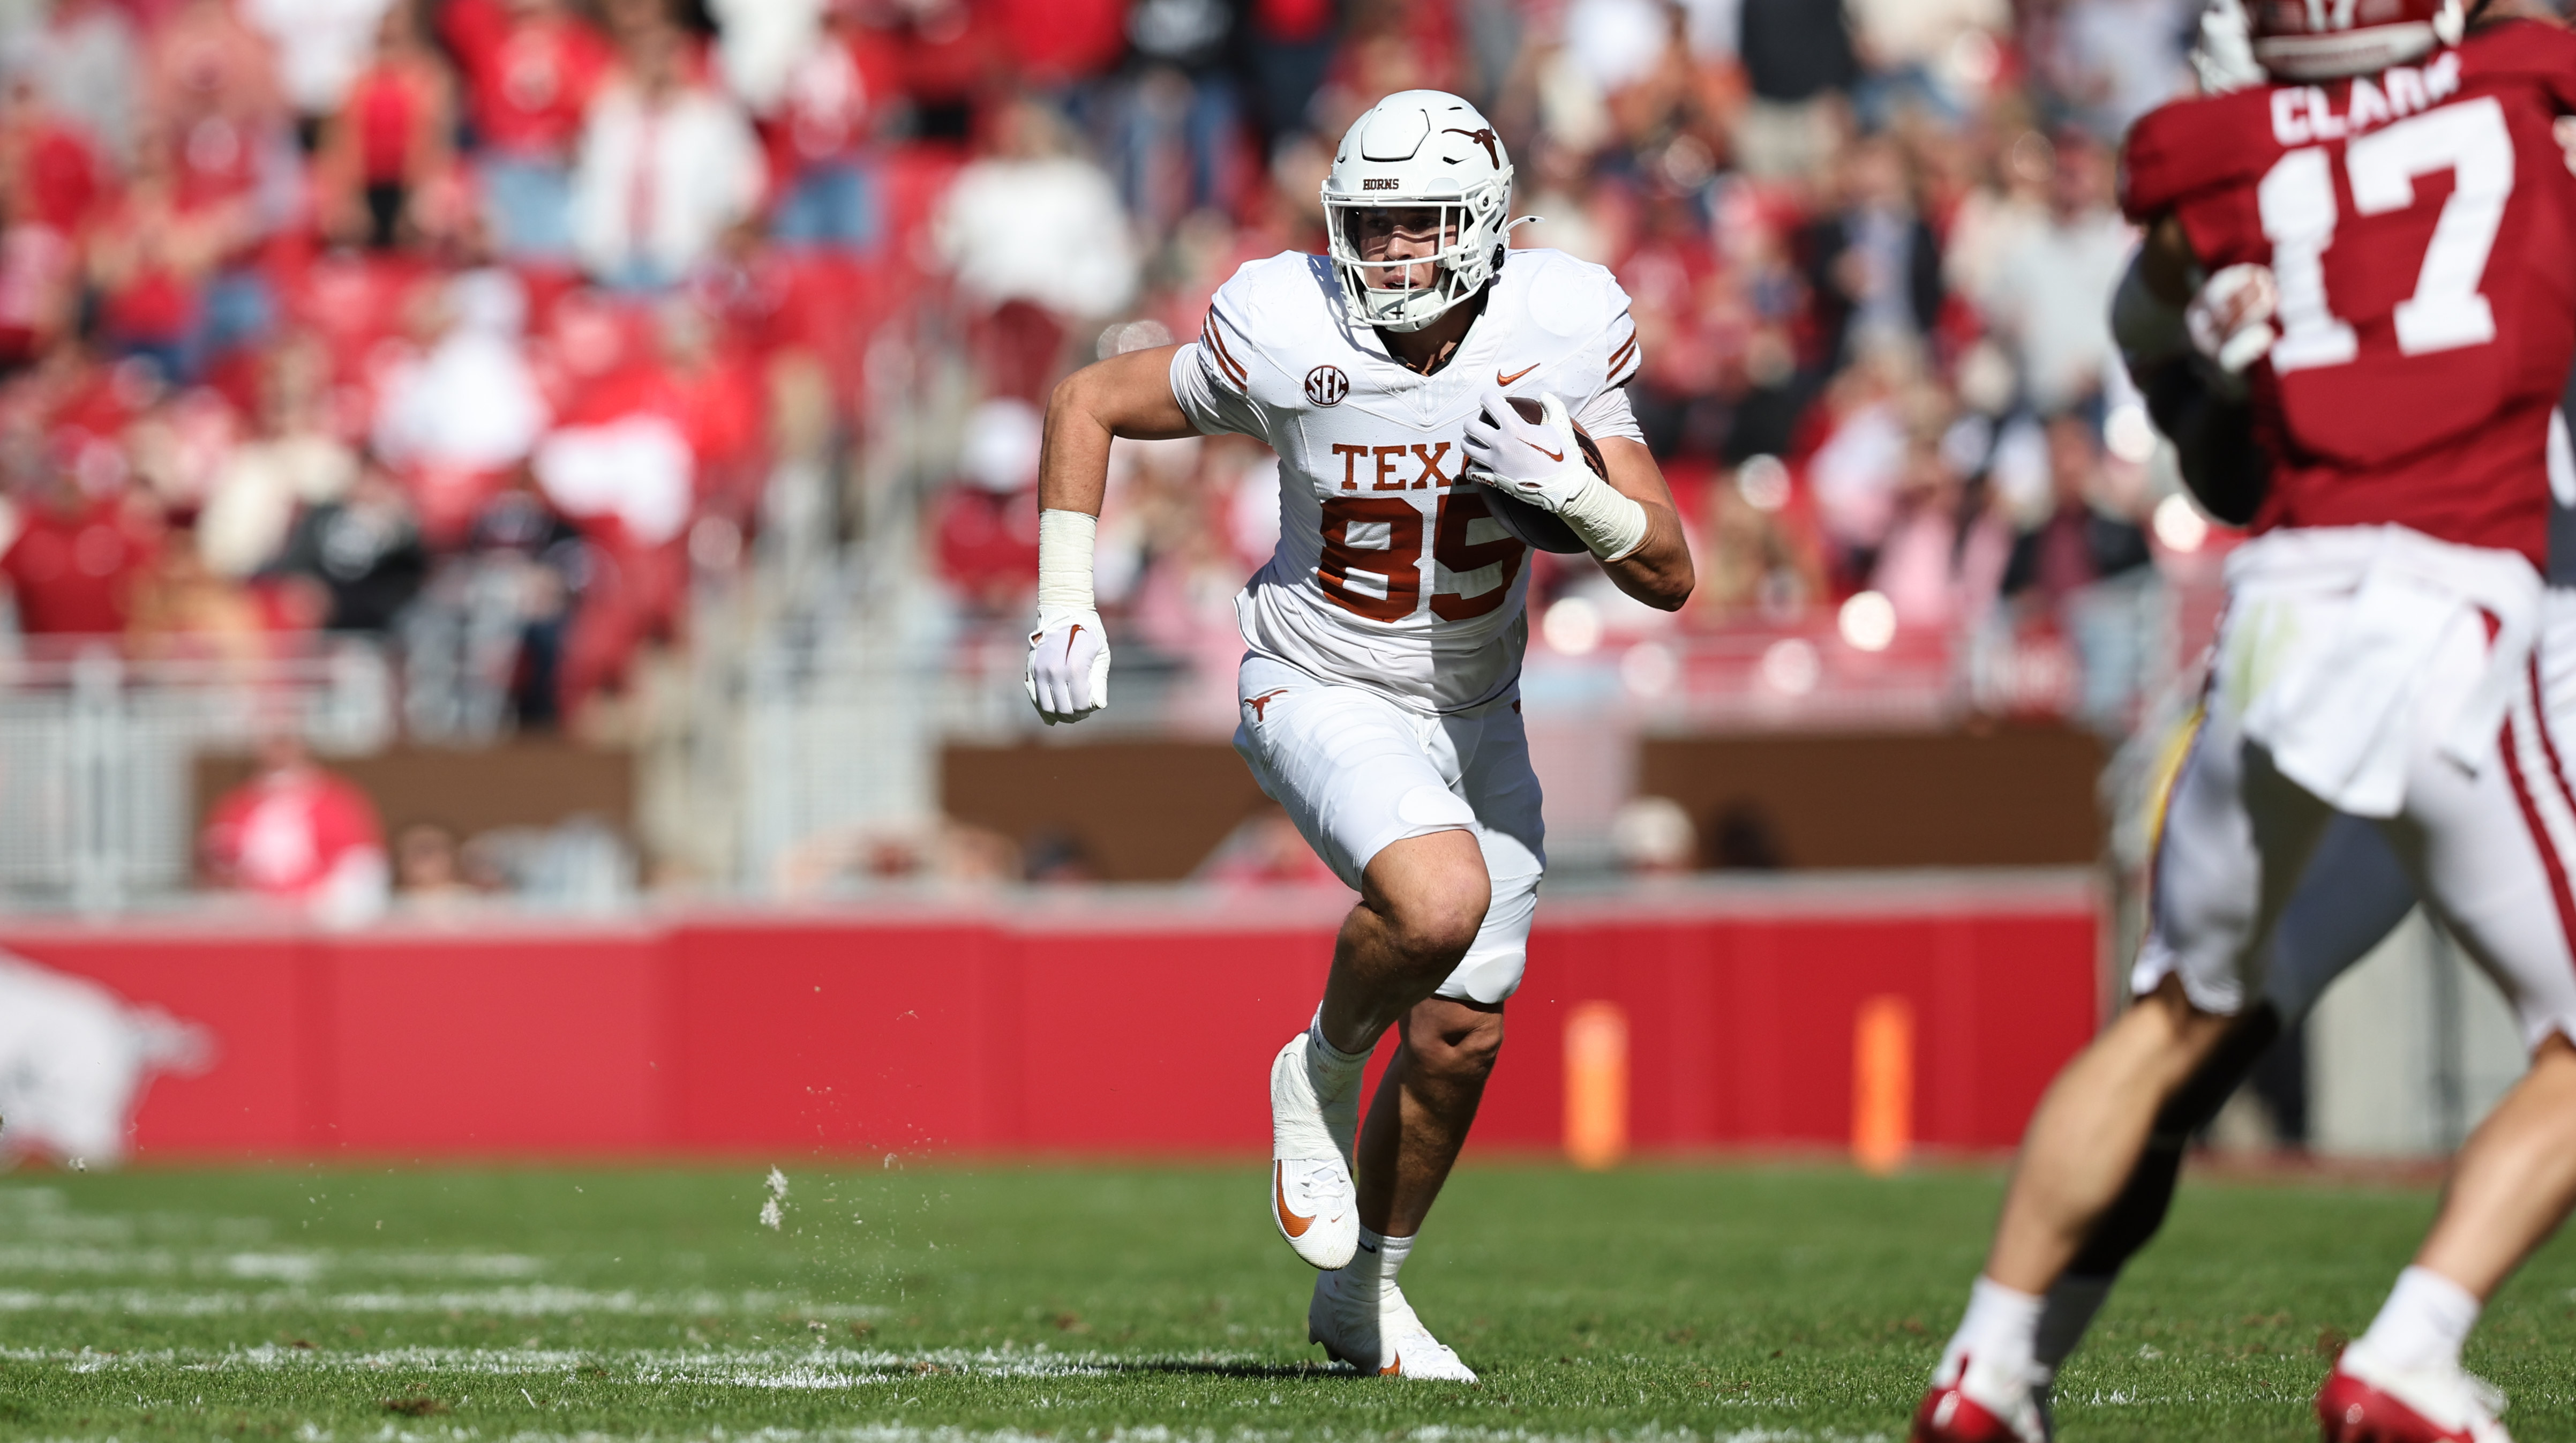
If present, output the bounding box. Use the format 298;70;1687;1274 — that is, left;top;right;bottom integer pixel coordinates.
1269;1033;1358;1269
1309;1269;1478;1382
2318;1337;2512;1443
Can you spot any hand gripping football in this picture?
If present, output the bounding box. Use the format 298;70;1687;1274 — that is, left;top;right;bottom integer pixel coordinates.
1467;396;1604;555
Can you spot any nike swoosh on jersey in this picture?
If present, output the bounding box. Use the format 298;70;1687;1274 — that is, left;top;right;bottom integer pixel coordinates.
1496;363;1539;385
1273;1163;1315;1237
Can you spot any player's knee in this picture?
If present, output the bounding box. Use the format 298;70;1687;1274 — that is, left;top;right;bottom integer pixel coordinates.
1410;1007;1505;1083
1390;884;1488;967
1367;832;1492;968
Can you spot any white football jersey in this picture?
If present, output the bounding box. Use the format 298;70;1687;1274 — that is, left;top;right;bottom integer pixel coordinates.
1170;247;1644;713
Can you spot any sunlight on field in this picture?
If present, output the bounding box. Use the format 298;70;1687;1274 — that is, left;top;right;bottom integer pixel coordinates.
0;1163;2569;1442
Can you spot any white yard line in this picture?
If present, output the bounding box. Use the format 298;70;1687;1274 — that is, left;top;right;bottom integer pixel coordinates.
0;1288;880;1318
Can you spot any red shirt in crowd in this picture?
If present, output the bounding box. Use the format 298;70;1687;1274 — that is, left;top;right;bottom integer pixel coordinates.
1;492;162;634
199;762;385;899
442;0;611;160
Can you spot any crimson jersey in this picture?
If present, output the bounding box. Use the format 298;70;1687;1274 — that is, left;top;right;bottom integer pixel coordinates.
2122;19;2576;565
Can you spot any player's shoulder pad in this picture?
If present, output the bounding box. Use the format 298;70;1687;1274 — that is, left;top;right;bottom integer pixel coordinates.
2120;88;2276;224
1493;248;1631;338
2458;16;2576;92
1199;251;1337;386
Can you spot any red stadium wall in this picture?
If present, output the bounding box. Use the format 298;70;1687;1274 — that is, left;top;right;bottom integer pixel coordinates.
0;873;2101;1161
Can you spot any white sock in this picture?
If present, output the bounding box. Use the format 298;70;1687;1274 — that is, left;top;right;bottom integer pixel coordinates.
1341;1227;1415;1311
1942;1276;2044;1381
2357;1267;2481;1373
1306;1014;1371;1103
2033;1274;2116;1375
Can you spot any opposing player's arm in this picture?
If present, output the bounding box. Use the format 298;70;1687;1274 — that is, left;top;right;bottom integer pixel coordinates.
2112;213;2272;526
1590;437;1694;611
1038;343;1201;517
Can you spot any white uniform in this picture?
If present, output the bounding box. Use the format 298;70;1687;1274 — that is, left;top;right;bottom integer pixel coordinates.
1171;247;1644;1004
2135;530;2576;1052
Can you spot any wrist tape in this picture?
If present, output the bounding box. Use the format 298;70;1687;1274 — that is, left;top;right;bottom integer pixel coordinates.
1037;508;1098;612
1557;473;1651;563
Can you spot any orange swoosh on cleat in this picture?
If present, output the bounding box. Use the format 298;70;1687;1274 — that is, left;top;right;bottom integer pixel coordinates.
1273;1163;1315;1237
1380;1358;1401;1376
1496;363;1538;386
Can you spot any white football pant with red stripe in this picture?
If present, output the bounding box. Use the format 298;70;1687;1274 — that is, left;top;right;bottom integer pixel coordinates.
2136;532;2576;1054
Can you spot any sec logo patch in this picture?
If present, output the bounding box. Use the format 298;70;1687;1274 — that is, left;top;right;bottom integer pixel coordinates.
1304;365;1349;407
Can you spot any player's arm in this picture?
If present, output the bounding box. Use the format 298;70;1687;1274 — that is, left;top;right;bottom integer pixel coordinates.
1589;436;1694;610
1462;387;1694;611
2112;213;2272;526
1037;344;1200;517
1024;344;1200;724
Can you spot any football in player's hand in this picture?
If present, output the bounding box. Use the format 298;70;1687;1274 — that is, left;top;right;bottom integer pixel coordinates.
1468;397;1602;554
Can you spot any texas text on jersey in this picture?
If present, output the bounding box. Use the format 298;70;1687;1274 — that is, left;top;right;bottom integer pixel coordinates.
2121;17;2576;566
1169;246;1644;714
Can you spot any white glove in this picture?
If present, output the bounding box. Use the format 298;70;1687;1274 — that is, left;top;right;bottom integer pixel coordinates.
1461;385;1653;561
1025;604;1109;724
2190;0;2263;96
2187;263;2279;375
1462;387;1593;513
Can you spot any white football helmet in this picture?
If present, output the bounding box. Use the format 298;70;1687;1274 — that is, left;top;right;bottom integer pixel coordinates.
1321;90;1522;333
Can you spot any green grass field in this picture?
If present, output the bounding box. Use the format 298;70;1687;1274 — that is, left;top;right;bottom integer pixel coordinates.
0;1160;2570;1442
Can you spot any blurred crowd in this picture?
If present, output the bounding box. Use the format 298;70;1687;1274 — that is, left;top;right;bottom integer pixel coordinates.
0;0;2223;754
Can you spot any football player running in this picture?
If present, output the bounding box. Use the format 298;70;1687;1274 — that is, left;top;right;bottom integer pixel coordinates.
1944;4;2576;1436
1914;3;2576;1441
1023;91;1693;1380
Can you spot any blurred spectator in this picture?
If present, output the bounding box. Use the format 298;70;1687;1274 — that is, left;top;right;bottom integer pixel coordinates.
1193;806;1340;886
568;16;764;289
933;394;1041;613
2039;0;2194;141
1706;798;1786;869
761;0;894;254
200;729;389;927
442;0;612;263
0;78;100;369
935;94;1137;399
1107;0;1246;235
392;820;478;908
198;337;357;580
1733;0;1859;179
87;152;245;382
1612;795;1696;875
0;472;162;634
453;814;634;907
1973;130;2134;415
244;0;394;143
372;268;549;537
1698;455;1824;617
1023;826;1101;884
773;817;1023;894
2002;409;2156;730
1847;0;2008;122
708;0;823;115
313;1;455;250
265;454;429;631
6;0;139;168
1801;134;1940;373
1868;398;2009;633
